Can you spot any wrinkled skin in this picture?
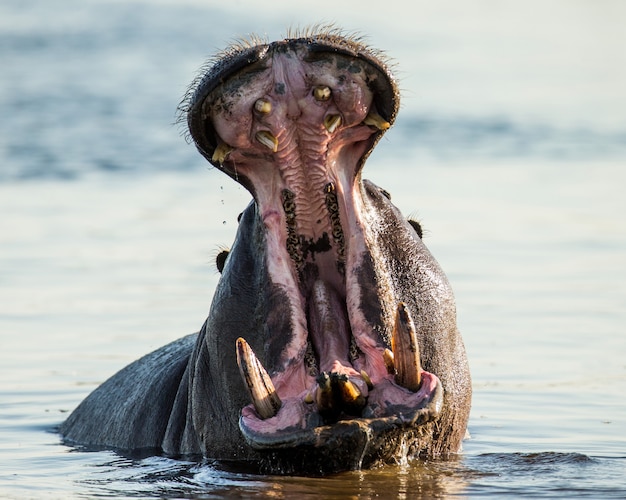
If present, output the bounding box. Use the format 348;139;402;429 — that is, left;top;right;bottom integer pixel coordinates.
60;29;471;475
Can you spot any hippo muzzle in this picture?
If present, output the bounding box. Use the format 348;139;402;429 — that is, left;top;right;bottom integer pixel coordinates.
60;29;471;476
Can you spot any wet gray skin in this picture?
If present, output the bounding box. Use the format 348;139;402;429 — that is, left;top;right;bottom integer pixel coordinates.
60;29;471;475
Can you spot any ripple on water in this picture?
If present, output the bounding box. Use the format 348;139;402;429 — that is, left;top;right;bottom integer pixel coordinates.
464;452;626;498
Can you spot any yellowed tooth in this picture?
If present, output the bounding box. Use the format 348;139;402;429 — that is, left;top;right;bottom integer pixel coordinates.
236;337;282;419
211;142;233;164
315;372;334;415
254;98;272;115
313;85;331;101
383;348;395;375
360;369;374;390
391;302;422;392
255;130;278;152
363;112;390;131
337;376;366;414
323;114;342;133
338;377;361;403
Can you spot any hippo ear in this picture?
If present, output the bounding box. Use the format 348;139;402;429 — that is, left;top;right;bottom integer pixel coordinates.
215;249;230;274
408;219;423;239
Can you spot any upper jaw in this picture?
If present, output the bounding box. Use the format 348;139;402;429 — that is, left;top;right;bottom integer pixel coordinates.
182;31;399;180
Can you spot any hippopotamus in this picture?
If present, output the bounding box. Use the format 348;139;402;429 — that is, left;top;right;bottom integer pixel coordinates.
60;29;471;475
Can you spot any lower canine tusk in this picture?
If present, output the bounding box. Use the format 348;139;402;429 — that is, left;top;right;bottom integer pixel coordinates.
236;337;282;419
391;303;422;392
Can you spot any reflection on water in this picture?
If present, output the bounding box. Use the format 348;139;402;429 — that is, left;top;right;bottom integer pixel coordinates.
41;450;626;498
70;454;474;498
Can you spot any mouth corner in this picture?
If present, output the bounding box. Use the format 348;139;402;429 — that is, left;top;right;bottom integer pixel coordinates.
182;27;399;179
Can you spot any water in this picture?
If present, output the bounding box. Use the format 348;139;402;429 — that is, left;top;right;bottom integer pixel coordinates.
1;0;625;497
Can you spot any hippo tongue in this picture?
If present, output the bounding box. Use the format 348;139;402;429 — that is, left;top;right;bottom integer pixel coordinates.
307;280;369;422
306;280;351;373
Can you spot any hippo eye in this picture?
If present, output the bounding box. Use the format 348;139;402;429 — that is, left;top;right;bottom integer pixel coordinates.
313;85;332;101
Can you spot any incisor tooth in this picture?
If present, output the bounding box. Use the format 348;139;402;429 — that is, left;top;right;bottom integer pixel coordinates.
383;348;395;375
313;85;332;101
212;142;233;164
391;302;422;392
255;130;278;152
315;372;367;420
360;369;374;390
315;372;334;416
363;112;390;131
254;98;272;114
323;114;342;133
236;337;282;419
336;376;366;415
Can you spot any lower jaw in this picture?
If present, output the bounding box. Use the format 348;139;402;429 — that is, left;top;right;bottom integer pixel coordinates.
238;373;443;471
237;388;443;476
235;278;444;457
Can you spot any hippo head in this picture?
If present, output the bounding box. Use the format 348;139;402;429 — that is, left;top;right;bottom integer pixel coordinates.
179;28;471;475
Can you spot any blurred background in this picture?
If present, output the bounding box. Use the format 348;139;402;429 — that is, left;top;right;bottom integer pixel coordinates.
1;0;625;497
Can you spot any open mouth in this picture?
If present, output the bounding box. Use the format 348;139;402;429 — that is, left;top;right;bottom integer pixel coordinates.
236;299;444;450
183;31;444;453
